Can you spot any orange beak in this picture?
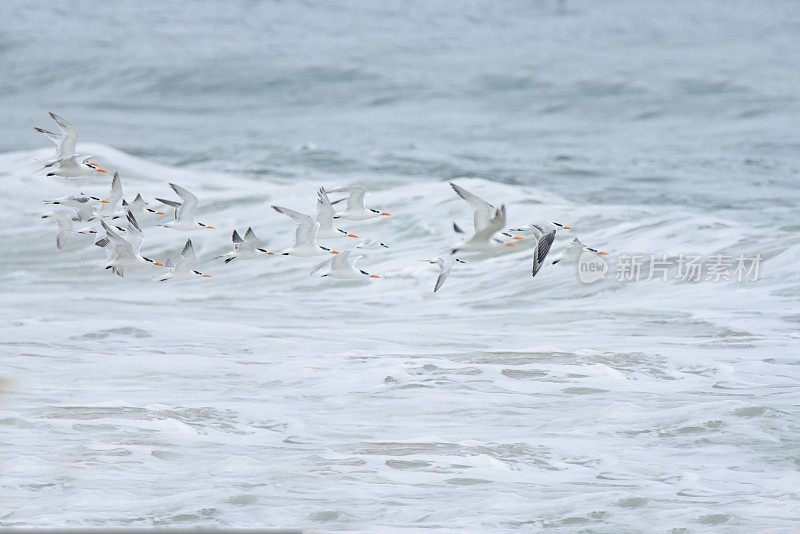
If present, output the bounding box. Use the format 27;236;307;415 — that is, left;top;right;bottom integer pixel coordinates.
512;236;525;241
597;250;610;256
153;261;166;267
562;225;573;231
99;199;111;204
205;225;215;230
369;274;382;279
95;167;109;173
155;210;166;216
202;273;212;277
330;249;340;255
347;233;359;238
505;242;516;248
380;211;392;216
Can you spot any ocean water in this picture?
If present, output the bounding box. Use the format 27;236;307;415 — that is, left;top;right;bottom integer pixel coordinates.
1;0;800;531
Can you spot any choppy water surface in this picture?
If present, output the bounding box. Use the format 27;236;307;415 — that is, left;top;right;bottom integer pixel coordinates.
1;1;799;531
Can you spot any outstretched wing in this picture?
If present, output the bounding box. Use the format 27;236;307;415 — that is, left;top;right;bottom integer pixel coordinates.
316;187;335;226
169;183;198;221
244;227;260;244
330;249;351;270
433;258;451;293
155;197;182;220
107;172;123;206
327;186;367;211
450;182;494;231
175;239;197;270
532;229;556;278
34;127;62;147
49;112;79;159
472;204;506;243
273;205;319;247
125;211;144;257
100;220;133;260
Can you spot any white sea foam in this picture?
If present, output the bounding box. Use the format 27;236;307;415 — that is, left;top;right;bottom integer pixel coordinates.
1;142;798;531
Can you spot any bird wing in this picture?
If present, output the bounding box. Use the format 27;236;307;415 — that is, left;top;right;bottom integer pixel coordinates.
47;212;72;249
49;112;79;159
34;127;63;149
472;205;506;243
125;211;144;257
244;227;260;244
433;258;451;293
273;205;319;247
450;182;494;231
532;229;556;278
316;187;335;227
129;193;146;210
175;239;197;270
327;186;367;211
100;220;134;260
169;183;198;221
155;197;182;220
330;250;351;270
107;172;123;206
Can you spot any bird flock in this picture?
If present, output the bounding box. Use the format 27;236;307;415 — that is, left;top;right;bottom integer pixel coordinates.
36;113;609;292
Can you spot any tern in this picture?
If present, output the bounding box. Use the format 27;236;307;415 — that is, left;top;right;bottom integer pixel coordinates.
96;211;165;276
426;257;466;293
450;182;516;248
156;183;214;231
550;236;610;266
41;211;97;249
43;154;108;178
159;239;211;281
315;187;359;239
216;227;267;263
327;186;391;220
269;205;340;257
317;250;381;280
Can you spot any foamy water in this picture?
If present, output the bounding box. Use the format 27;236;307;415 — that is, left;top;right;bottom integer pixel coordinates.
1;1;800;532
